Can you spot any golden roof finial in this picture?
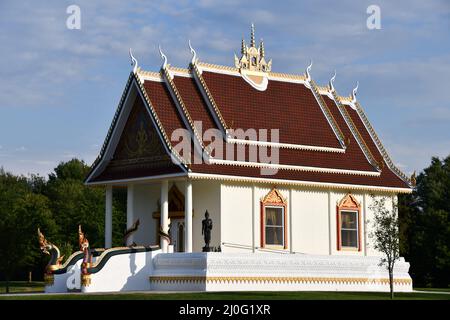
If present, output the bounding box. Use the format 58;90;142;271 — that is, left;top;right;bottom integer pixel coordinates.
235;24;271;73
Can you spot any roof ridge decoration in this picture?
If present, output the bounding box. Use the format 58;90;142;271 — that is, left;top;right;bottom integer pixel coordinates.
190;58;229;132
129;48;138;73
352;99;413;186
328;78;382;171
188;40;197;65
351;81;359;104
308;78;347;149
234;24;271;91
306;60;313;82
159;47;212;156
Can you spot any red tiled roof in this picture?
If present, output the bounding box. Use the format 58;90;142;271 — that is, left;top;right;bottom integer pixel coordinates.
86;66;411;190
201;71;342;148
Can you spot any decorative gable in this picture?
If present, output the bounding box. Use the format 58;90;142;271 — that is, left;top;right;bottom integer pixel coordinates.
261;188;287;205
337;193;360;209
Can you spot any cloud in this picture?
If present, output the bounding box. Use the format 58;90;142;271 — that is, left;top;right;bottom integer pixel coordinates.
0;0;449;176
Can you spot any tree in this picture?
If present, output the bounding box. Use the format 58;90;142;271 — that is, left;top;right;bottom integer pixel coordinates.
45;159;105;251
369;195;400;299
398;156;450;288
0;169;57;293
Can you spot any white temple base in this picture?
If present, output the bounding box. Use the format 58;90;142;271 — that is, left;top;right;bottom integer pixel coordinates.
149;253;413;292
47;251;412;293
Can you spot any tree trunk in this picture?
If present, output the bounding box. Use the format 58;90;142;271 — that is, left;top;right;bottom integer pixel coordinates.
5;276;9;294
389;269;394;299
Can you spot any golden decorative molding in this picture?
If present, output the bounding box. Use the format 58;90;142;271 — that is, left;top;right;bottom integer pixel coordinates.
261;188;287;204
81;274;91;287
149;275;412;285
161;66;211;154
354;101;412;186
188;173;413;194
332;90;381;171
309;80;347;148
191;62;229;131
44;273;54;286
269;72;307;82
338;193;360;209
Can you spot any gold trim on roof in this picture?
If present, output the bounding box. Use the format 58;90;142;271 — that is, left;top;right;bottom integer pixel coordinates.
189;173;412;194
161;66;211;154
309;80;347;148
353;100;412;185
191;62;229;131
332;90;382;171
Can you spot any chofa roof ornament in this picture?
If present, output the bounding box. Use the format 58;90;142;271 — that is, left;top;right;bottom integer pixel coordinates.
306;60;313;82
188;40;197;65
129;48;138;73
329;70;337;92
158;45;168;69
351;81;359;103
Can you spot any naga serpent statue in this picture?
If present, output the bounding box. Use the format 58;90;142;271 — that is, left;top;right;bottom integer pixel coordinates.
79;225;92;286
38;228;64;285
123;219;140;246
37;228;64;272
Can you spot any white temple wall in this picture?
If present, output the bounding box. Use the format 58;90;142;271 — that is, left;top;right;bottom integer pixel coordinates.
131;183;160;246
290;188;329;255
218;182;398;257
220;184;254;252
192;180;221;252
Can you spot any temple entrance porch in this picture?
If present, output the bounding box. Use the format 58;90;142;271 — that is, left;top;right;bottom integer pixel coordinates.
104;178;193;253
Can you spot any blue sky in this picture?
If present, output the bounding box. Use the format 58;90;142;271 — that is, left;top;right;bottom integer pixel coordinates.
0;0;449;177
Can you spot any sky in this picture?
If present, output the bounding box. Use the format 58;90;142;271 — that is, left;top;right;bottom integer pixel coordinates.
0;0;449;178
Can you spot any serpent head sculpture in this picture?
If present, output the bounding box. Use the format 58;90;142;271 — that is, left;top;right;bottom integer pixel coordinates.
37;228;63;273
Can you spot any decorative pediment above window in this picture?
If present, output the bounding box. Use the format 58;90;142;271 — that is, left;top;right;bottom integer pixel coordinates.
234;24;271;91
261;188;287;205
337;194;360;210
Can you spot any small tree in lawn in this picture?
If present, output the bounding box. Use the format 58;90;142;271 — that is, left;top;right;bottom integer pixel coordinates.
369;195;400;299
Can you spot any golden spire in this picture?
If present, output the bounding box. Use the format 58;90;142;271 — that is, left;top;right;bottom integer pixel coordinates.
235;24;272;73
241;38;246;55
260;39;265;58
250;23;256;47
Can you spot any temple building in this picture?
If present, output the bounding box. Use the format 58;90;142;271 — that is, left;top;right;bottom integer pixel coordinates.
43;25;414;293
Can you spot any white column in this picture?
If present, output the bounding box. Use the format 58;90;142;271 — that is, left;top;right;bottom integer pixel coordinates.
328;190;333;255
105;185;113;248
363;193;368;256
160;180;169;252
126;184;134;246
289;189;293;254
185;180;193;252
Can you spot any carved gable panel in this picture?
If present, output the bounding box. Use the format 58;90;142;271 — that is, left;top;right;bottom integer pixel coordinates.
96;97;182;181
262;188;287;205
113;97;167;161
338;193;360;209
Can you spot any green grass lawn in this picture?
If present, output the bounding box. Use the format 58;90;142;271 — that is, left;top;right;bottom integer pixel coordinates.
414;287;450;293
0;281;45;294
0;282;449;300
